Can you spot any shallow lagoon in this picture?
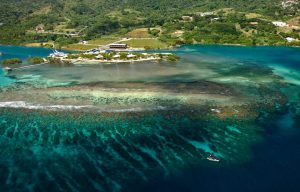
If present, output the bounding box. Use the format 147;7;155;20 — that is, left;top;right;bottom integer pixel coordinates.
0;45;299;191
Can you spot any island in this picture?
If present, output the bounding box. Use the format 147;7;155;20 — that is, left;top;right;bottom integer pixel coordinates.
48;45;180;65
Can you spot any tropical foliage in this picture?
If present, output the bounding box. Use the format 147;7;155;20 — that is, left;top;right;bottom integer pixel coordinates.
0;0;299;46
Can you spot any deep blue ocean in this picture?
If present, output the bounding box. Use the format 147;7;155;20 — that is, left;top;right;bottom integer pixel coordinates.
142;115;300;192
0;45;299;192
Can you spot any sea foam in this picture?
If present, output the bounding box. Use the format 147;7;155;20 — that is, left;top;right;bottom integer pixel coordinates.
0;101;168;112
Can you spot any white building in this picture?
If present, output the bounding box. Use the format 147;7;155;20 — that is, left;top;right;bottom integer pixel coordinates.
96;55;103;59
182;16;194;22
211;17;220;21
197;12;214;17
79;40;88;45
113;54;121;59
286;37;296;42
272;21;287;27
127;54;136;59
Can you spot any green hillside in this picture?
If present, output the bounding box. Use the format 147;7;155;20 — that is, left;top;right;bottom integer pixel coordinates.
0;0;299;47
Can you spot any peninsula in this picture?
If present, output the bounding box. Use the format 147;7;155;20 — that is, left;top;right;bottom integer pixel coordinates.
48;49;179;65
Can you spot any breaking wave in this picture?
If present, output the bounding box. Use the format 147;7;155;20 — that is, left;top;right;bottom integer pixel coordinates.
0;101;168;112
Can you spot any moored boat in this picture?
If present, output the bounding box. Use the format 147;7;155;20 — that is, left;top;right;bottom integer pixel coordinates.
207;154;220;162
49;50;67;58
3;67;12;71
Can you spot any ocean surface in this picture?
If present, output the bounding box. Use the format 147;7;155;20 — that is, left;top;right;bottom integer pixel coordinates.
0;45;299;192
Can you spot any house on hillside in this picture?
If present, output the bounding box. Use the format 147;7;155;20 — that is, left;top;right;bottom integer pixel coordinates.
211;17;220;21
35;24;45;33
79;40;88;45
249;22;259;25
182;16;194;22
272;21;287;27
196;12;214;17
286;37;297;42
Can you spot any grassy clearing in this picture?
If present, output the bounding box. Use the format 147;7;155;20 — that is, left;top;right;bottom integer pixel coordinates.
88;38;120;45
287;16;300;26
125;39;169;49
25;42;54;48
26;43;44;47
31;6;52;16
62;44;98;51
54;22;77;33
125;28;151;38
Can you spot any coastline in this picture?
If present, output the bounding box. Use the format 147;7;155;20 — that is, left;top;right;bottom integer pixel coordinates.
23;42;300;51
69;57;161;65
1;42;299;52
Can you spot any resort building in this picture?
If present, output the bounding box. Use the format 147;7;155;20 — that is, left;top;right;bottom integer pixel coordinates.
109;44;128;49
95;55;103;59
127;54;136;59
113;54;121;59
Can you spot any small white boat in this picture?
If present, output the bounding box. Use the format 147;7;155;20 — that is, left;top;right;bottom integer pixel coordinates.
49;50;67;58
0;52;3;56
206;154;220;162
3;67;12;72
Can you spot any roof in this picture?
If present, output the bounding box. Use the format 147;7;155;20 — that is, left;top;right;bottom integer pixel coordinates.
109;43;127;46
96;55;103;58
127;54;135;58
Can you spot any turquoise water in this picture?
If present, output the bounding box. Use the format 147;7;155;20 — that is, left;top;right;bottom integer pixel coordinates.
0;45;299;191
0;45;53;87
0;69;15;87
0;45;53;61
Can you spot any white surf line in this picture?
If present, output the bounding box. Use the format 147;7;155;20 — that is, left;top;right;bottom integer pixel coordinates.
0;101;91;111
0;101;173;113
12;62;48;70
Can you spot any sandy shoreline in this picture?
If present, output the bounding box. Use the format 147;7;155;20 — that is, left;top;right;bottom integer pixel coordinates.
67;57;160;64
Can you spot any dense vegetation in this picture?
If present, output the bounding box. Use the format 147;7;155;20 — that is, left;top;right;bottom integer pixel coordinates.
27;57;44;64
0;0;299;47
2;58;22;65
